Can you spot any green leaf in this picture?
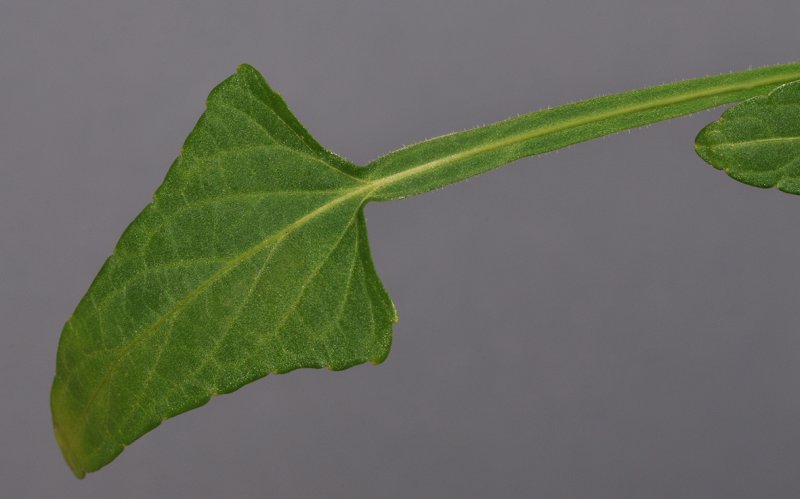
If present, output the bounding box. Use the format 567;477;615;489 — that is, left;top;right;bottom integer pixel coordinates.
696;80;800;194
51;65;397;477
53;62;800;478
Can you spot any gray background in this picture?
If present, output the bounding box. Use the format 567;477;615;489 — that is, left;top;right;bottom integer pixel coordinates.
3;1;800;497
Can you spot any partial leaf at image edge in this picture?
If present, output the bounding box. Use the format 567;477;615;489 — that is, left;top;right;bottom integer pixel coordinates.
696;80;800;193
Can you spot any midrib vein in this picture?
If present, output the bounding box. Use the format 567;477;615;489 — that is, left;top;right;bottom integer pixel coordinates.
701;135;800;148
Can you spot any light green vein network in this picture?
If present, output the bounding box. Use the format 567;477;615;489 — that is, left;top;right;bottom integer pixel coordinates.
52;62;800;478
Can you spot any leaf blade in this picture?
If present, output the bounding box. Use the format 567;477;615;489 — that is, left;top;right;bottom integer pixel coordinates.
51;65;396;477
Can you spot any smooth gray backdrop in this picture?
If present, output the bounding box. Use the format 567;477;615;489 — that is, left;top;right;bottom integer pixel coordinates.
3;1;800;497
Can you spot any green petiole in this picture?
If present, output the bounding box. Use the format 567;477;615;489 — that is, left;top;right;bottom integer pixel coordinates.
365;62;800;199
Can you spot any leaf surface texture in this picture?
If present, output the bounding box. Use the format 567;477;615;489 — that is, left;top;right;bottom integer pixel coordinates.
51;65;396;477
696;81;800;193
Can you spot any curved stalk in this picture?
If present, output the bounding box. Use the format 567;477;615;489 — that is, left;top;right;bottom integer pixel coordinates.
366;62;800;200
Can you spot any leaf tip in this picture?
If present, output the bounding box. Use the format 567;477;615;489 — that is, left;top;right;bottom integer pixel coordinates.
53;420;86;479
234;63;268;85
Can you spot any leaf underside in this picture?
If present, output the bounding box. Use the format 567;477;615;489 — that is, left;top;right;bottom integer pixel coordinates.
696;80;800;193
51;65;397;477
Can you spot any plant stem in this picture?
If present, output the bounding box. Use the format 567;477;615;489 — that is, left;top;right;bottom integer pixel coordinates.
365;62;800;201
